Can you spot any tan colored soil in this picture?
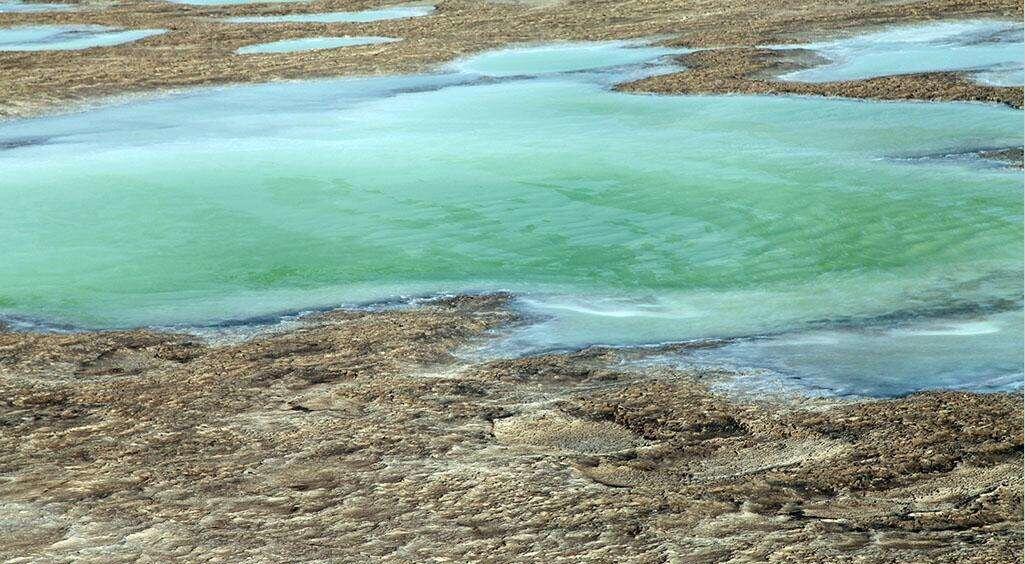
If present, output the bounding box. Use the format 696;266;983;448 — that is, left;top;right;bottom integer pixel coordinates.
0;295;1021;562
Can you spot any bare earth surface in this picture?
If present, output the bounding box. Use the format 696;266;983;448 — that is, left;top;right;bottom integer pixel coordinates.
0;0;1023;117
0;295;1022;562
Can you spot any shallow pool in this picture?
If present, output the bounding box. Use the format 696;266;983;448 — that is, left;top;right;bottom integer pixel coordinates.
776;20;1024;85
224;5;434;24
166;0;306;5
450;40;687;76
1;40;1021;396
0;25;164;50
236;35;397;54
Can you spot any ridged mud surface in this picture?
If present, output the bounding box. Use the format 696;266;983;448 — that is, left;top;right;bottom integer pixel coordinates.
1;295;1020;562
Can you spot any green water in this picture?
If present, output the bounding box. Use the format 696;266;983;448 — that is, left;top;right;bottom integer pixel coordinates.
0;42;1021;393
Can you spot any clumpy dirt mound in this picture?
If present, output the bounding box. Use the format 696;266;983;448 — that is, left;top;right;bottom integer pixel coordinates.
493;409;651;454
0;295;1020;562
617;47;1024;108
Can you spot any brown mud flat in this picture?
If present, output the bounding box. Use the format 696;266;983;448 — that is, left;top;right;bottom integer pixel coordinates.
1;0;1023;118
1;295;1021;562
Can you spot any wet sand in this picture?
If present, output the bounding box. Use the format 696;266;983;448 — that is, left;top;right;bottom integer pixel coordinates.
0;295;1021;561
0;0;1022;118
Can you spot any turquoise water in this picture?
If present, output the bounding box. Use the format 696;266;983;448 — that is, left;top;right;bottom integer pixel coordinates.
777;20;1024;86
0;1;72;13
0;25;164;50
224;5;434;24
0;41;1021;395
236;35;397;54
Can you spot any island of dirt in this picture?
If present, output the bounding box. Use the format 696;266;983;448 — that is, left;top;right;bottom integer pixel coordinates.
1;295;1021;562
616;47;1024;108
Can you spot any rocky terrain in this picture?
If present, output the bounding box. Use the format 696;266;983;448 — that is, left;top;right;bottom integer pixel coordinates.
0;0;1022;117
1;295;1021;562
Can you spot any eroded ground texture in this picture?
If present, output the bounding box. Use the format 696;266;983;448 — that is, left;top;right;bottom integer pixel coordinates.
0;0;1022;117
1;295;1021;562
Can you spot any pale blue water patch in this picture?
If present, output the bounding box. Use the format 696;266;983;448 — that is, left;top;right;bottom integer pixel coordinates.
450;40;689;76
0;0;73;12
236;35;397;54
0;42;1021;396
678;310;1024;397
223;5;434;24
974;62;1025;87
0;25;164;50
166;0;306;5
775;20;1024;86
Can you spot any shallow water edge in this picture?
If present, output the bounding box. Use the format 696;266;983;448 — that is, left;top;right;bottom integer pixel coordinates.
3;289;1021;399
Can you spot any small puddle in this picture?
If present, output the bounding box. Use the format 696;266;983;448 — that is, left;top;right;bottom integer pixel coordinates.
236;35;398;54
0;0;73;12
166;0;307;5
774;20;1024;86
223;5;434;24
0;25;165;50
451;40;686;76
